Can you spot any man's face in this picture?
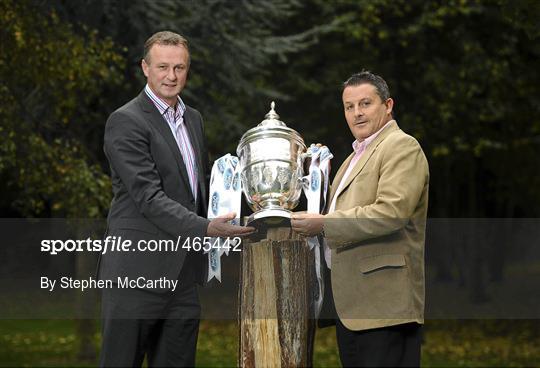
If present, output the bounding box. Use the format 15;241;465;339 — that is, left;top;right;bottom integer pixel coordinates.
142;44;189;106
342;83;393;141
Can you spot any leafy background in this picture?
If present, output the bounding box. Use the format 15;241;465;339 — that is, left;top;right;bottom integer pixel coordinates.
1;0;539;366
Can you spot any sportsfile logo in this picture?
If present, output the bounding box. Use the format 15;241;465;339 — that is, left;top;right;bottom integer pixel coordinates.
40;236;242;255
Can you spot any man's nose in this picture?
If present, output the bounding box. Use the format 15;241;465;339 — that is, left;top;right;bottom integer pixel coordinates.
167;68;177;81
354;105;364;116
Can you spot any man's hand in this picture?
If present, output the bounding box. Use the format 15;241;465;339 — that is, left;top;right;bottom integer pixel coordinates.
291;213;324;237
207;212;256;237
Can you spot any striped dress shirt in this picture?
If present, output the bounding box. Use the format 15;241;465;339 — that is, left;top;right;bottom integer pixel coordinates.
144;84;198;201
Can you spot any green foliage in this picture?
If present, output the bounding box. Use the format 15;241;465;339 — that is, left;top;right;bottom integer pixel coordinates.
3;0;539;217
1;2;539;366
268;0;540;217
0;0;125;217
48;0;338;158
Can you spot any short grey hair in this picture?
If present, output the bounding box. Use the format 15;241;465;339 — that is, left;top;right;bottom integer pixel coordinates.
143;31;189;64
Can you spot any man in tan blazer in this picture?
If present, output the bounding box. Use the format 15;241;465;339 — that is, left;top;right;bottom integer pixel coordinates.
292;71;429;367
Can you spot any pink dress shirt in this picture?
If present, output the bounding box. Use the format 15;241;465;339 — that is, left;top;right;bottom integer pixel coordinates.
324;120;394;269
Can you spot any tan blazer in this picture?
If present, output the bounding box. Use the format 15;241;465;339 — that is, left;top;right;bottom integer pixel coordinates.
323;120;429;331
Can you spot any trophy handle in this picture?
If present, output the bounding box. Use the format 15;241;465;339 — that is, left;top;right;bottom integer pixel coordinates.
299;175;309;189
300;151;312;175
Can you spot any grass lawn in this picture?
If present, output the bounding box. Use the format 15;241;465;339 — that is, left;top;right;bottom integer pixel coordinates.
0;319;538;367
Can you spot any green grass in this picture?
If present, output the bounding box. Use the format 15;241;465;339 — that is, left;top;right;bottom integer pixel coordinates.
0;320;538;367
422;320;540;367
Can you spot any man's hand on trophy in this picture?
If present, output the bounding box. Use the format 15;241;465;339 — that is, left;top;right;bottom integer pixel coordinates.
291;213;324;237
207;212;256;237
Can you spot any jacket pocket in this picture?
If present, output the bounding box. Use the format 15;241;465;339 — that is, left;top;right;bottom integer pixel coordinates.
358;254;406;274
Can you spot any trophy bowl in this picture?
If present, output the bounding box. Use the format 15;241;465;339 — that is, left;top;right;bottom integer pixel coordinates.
237;102;307;230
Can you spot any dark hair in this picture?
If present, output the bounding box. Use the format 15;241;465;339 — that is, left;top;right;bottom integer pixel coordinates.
143;31;189;64
343;70;391;101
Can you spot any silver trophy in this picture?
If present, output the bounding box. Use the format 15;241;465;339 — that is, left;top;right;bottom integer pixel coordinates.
237;102;308;232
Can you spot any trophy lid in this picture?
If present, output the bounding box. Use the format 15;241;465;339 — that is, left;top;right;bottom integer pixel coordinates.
258;101;286;127
237;101;306;155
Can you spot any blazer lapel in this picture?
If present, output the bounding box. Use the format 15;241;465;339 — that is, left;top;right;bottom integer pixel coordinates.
137;92;192;195
328;152;355;204
331;121;400;204
183;110;208;209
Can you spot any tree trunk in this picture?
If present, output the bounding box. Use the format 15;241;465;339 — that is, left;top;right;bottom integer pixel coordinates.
239;227;316;367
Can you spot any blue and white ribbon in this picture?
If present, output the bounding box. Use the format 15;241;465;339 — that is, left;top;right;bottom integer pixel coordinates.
301;144;333;318
207;145;333;316
207;154;242;282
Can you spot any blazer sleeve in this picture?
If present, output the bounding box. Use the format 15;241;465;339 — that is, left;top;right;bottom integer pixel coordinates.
324;134;428;248
104;110;210;239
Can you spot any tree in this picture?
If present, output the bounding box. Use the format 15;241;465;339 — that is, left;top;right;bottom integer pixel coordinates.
1;0;126;360
47;0;338;157
1;0;125;218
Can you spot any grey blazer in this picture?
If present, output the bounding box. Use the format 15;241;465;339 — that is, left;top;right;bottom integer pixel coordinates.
98;90;211;288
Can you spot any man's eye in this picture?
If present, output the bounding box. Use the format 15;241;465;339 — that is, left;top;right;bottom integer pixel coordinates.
159;66;167;70
361;101;371;108
345;105;353;111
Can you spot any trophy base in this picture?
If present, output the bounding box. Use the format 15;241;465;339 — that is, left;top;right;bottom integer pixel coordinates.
245;208;292;241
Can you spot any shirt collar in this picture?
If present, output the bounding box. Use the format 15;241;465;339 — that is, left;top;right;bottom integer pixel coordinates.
352;119;394;153
144;84;186;118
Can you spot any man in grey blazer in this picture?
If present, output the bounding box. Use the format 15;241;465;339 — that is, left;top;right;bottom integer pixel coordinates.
292;71;429;367
98;31;253;367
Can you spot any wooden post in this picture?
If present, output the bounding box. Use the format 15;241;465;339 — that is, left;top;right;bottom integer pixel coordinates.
239;227;316;367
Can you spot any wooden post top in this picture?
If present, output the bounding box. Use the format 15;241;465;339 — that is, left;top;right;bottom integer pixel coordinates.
245;226;304;242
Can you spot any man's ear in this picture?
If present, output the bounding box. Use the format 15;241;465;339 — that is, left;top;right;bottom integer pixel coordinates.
141;59;149;78
385;98;394;115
